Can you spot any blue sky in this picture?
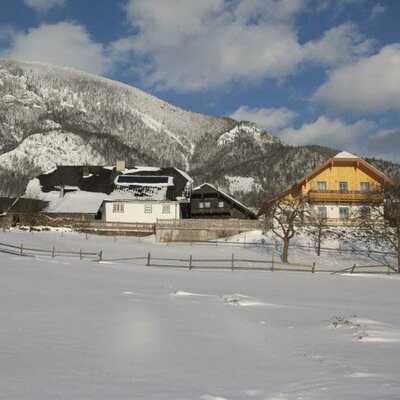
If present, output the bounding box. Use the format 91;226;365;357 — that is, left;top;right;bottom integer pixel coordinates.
1;0;399;161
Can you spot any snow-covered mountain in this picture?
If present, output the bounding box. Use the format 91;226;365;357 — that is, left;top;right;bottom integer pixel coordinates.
0;60;399;204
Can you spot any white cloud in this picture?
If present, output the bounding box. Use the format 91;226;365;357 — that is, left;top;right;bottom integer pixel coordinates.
366;128;400;162
23;0;65;12
279;116;376;149
313;44;400;115
114;0;373;92
117;0;306;91
1;22;109;75
229;106;297;132
304;23;374;66
370;3;386;19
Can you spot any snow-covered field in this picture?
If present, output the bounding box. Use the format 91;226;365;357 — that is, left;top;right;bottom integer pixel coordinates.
1;230;400;399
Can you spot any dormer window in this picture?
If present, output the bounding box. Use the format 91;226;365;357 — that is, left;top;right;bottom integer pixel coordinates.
339;182;348;191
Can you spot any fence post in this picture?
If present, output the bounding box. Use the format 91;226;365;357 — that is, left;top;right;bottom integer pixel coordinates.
311;262;315;273
52;246;55;258
271;254;274;272
98;251;103;262
80;248;83;260
189;255;192;270
147;252;151;266
351;264;356;273
20;243;23;256
231;253;234;271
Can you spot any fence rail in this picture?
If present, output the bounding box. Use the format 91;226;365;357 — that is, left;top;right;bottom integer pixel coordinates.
331;263;397;274
73;221;155;233
0;241;101;260
141;251;317;272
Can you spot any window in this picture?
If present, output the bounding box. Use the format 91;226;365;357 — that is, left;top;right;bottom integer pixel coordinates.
204;202;211;208
339;182;348;191
317;207;327;219
112;203;124;213
218;201;225;208
360;207;370;219
317;181;327;191
199;202;204;209
360;182;370;192
162;204;170;214
144;204;152;214
339;207;349;219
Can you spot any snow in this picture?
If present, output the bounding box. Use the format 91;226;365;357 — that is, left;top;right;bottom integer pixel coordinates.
0;131;106;172
225;176;259;193
42;190;106;214
122;166;161;174
114;176;174;187
334;151;359;159
25;179;105;214
108;186;168;201
1;229;399;399
217;122;279;147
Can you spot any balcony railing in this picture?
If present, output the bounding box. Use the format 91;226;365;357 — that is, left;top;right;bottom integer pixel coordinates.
307;190;382;203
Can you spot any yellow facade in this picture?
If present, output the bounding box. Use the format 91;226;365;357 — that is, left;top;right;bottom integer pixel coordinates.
301;162;380;194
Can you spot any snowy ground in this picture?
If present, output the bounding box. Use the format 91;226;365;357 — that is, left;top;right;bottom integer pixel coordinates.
1;230;400;399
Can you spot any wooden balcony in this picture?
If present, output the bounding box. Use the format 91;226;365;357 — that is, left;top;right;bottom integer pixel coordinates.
307;190;382;203
191;207;232;215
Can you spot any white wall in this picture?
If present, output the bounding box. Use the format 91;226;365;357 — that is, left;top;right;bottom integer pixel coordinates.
103;201;181;223
308;203;384;220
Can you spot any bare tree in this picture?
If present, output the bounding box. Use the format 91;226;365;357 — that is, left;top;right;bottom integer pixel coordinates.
360;184;400;272
305;203;329;256
265;196;305;263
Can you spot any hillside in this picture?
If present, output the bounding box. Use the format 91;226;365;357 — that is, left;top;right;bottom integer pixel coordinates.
0;60;399;205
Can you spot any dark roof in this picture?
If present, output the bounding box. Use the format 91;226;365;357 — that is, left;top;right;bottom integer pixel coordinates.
38;166;117;194
36;166;192;201
192;183;257;218
0;197;17;214
9;198;48;214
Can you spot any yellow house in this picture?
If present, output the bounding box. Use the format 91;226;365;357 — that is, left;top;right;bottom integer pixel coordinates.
259;151;395;225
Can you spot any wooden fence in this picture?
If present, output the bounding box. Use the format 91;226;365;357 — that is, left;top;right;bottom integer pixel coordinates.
137;251;317;272
1;239;396;274
0;241;101;260
331;263;398;274
164;237;396;258
73;221;155;235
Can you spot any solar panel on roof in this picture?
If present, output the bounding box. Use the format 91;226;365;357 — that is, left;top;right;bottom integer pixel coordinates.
117;175;169;184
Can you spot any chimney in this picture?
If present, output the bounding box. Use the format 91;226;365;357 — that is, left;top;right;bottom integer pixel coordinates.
60;185;65;198
116;160;126;172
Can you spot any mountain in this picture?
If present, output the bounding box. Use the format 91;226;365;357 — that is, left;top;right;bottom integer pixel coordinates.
0;60;399;205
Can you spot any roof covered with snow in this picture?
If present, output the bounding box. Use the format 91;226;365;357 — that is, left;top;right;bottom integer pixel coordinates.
334;151;359;159
30;165;193;207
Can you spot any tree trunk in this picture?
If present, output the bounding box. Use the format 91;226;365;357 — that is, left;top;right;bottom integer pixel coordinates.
282;237;289;263
317;227;322;256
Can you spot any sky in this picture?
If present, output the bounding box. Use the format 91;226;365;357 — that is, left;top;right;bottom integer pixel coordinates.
0;0;399;162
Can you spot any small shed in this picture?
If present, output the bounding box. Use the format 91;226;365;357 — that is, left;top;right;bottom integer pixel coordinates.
190;183;257;219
